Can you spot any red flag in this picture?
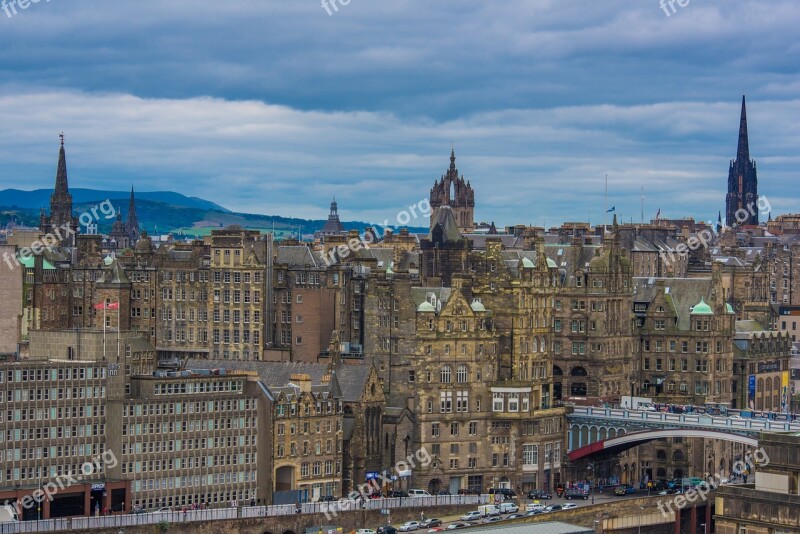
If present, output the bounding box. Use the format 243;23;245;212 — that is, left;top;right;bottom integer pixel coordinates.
107;302;120;310
94;302;120;310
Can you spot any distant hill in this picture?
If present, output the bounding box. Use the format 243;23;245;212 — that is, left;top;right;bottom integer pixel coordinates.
0;188;229;213
0;188;428;238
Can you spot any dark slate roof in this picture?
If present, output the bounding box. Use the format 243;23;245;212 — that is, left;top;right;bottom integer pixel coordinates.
182;359;371;403
633;277;715;330
429;206;462;241
464;234;522;249
276;246;322;267
410;287;453;308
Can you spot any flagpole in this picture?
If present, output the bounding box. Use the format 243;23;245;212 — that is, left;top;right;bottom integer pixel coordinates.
117;304;121;362
604;174;608;234
641;187;644;224
102;304;106;361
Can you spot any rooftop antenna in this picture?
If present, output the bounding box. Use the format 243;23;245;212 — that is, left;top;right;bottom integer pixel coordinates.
641;186;644;224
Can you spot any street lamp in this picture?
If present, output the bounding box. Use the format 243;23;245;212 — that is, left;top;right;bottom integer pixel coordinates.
586;462;595;504
638;505;644;534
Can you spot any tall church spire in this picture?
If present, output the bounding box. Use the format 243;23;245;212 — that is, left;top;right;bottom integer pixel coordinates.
736;95;750;168
54;133;69;198
127;186;140;243
725;95;758;227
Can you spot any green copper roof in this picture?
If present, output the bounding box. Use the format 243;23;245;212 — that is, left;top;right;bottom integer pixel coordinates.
691;297;714;315
547;258;558;268
18;256;56;270
726;303;735;314
470;300;486;312
417;301;436;313
522;257;534;268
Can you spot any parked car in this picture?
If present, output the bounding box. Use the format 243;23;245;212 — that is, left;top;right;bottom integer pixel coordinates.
460;511;482;522
478;504;500;517
377;526;397;534
544;504;563;512
499;502;519;514
614;484;636;496
526;510;544;516
488;488;517;499
319;495;337;502
356;530;377;534
155;507;172;513
446;523;471;530
507;513;525;520
399;522;420;532
388;491;409;498
457;488;481;496
436;490;451;496
408;489;432;497
562;503;578;510
420;519;442;528
527;489;552;500
484;516;503;524
427;529;445;533
526;503;546;512
563;488;589;500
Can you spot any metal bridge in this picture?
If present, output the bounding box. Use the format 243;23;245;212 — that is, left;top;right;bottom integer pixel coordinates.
566;406;800;460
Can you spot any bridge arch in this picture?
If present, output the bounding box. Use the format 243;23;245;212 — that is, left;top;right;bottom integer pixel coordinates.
568;428;758;462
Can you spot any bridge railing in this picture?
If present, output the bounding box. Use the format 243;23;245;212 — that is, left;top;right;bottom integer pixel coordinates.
570;406;800;432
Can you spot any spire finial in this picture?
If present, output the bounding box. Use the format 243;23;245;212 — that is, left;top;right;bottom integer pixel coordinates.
59;132;64;147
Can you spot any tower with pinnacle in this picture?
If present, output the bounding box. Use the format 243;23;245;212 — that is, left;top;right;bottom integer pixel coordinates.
725;96;759;227
320;198;345;235
429;148;475;234
40;134;79;247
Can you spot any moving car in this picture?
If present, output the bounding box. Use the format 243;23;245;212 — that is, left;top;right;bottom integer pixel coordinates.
399;522;420;532
544;504;563;512
526;510;544;517
356;530;377;534
446;523;471;530
484;516;503;524
526;503;546;512
562;503;578;510
409;489;432;497
420;519;442;528
564;488;589;500
460;511;482;521
614;484;636;496
507;513;525;520
478;504;500;517
527;489;552;500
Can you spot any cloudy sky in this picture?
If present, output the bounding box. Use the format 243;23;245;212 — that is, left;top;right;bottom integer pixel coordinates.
0;0;798;228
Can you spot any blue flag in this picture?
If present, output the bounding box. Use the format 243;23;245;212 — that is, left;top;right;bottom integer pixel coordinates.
606;206;615;213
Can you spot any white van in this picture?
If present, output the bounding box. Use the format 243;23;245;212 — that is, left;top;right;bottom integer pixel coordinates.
478;504;500;517
499;502;519;514
408;489;431;497
0;505;18;523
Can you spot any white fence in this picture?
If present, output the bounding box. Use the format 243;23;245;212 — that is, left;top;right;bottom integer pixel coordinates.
0;495;486;532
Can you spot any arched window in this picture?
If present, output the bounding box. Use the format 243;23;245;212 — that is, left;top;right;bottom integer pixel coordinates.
540;337;546;352
440;366;452;384
570;366;588;377
672;450;684;462
531;338;538;352
456;365;468;383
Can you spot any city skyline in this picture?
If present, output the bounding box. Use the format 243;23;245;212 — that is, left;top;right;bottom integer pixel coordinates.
0;1;799;227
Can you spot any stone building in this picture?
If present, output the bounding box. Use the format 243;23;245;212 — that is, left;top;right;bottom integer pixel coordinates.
732;320;792;411
208;227;273;360
633;266;736;406
0;329;273;518
268;245;335;362
725;96;759;227
548;221;636;405
715;432;799;533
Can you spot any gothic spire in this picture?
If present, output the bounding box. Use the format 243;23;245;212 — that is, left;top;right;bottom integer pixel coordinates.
449;146;456;173
54;133;69;197
736;95;750;167
127;186;140;242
